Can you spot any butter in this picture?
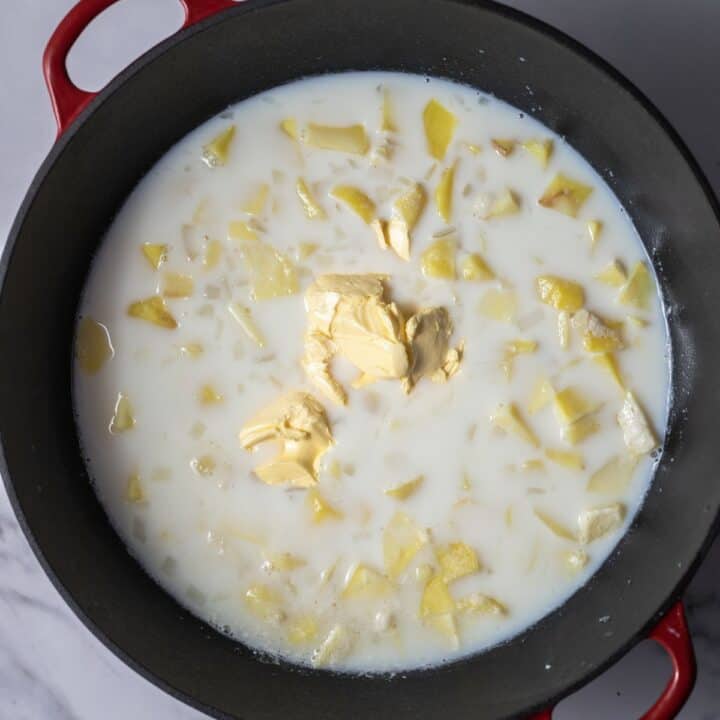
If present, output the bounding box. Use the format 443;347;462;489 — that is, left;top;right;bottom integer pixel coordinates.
402;307;453;392
238;392;333;487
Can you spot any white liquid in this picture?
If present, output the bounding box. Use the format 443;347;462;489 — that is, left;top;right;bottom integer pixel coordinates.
74;72;669;672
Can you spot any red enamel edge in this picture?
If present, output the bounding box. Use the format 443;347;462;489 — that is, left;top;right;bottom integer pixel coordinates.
528;601;695;719
42;0;236;137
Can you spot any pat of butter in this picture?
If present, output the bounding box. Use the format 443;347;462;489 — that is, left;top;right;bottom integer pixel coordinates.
238;392;333;487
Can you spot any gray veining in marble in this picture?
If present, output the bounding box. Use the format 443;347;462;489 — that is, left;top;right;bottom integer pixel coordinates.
1;1;719;718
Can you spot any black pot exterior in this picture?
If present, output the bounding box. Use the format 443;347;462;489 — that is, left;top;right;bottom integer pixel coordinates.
2;1;720;718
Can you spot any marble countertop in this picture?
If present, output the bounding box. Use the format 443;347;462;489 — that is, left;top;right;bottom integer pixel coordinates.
1;1;718;718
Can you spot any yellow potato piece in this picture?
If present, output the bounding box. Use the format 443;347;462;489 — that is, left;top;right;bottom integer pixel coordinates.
384;475;424;500
305;123;369;155
383;511;428;579
381;88;396;132
311;625;353;667
558;311;570;349
298;242;319;260
522;138;553;167
202;125;235;167
534;509;577;541
264;552;306;571
287;615;318;646
244;584;281;620
545;448;585;470
565;548;589;572
241;241;299;301
141;243;167;270
394;183;427;231
280;117;298;139
553;387;594;425
421;575;455;616
423;99;457;160
330;185;376;224
228;220;258;242
199;384;223;405
384;183;428;260
618;261;652;309
456;593;507;615
501;339;538;380
578;503;625;544
588;220;603;248
307;489;343;523
461;253;494;282
595;260;627;287
478;289;517;322
538;173;593;217
161;272;194;299
296;178;327;220
239;392;334;488
484;189;520;219
228;303;266;347
202;239;223;270
491;138;516;157
437;542;481;582
588;454;639;494
528;377;554;415
127;296;177;329
421;238;456;279
617;391;657;455
126;473;144;503
240;184;270;215
191;454;216;476
76;317;113;374
594;352;625;390
462;141;482;155
536;275;585;312
562;414;600;445
520;459;545;472
490;403;540;447
425;613;459;647
109;393;135;433
343;564;393;598
434;162;456;223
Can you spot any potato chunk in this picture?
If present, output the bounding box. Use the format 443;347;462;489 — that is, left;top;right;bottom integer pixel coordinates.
587;455;638;494
76;317;113;374
241;241;299;301
421;575;455;616
536;275;585;312
343;564;393;598
538;173;593;217
423;99;457;160
434;162;456;223
437;542;481;582
421;238;456;280
545;448;585;470
461;253;494;282
478;289;517;322
522;138;553;167
202;125;235;167
456;593;507;615
383;511;428;579
305;123;369;155
595;260;627;287
307;489;343;523
484;189;521;219
296;178;327;220
384;475;424;500
330;185;376;224
534;509;577;541
578;504;625;544
490;403;539;447
618;261;652;309
127;296;177;329
617;391;657;455
109;393;135;433
311;625;353;667
161;272;194;299
141;243;167;270
491;138;516;157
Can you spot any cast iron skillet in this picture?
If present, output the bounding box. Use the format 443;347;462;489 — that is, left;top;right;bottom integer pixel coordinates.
2;0;720;718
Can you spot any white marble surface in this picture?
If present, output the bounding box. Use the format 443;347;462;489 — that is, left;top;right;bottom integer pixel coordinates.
1;1;719;718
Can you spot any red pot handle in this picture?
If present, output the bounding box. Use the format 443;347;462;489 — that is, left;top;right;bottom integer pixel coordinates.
528;601;695;719
43;0;237;137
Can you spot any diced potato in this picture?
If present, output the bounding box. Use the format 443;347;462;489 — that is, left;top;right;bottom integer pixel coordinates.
587;455;639;494
434;163;456;223
534;509;577;541
244;584;282;620
463;142;482;155
394;182;427;231
76;317;113;374
381;87;396;132
553;387;594;425
305;123;369;155
421;575;455;616
588;220;603;248
581;313;624;353
330;185;376;224
594;353;624;390
490;403;540;447
522;138;553;167
617;391;657;455
478;289;517;322
180;342;203;358
528;377;554;415
161;272;194;298
296;178;327;220
343;564;393;598
298;242;319;260
437;542;481;582
264;552;306;571
383;511;428;579
558;311;570;349
228;303;266;347
199;384;223;405
456;593;507;615
202;239;223;270
484;189;520;219
578;503;625;544
421;238;456;279
384;475;424;500
565;548;589;571
307;489;343;523
311;625;353;667
536;275;585;312
618;261;652;309
562;414;600;445
280;117;298;139
372;218;390;250
501;340;538;379
595;260;627;287
538;173;593;217
228;220;258;242
241;241;299;300
127;296;178;329
520;459;545;472
425;613;459;647
415;563;434;584
202;125;235;167
491;138;516;157
240;184;270;215
545;448;585;470
423;99;457;160
109;393;135;433
141;243;167;270
191;454;216;476
287;615;318;646
461;253;494;281
126;473;144;503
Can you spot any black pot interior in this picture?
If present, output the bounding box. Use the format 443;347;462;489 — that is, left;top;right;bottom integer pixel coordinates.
2;1;720;718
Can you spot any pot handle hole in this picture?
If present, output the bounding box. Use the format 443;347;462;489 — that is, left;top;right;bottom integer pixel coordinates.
43;0;237;137
527;601;695;720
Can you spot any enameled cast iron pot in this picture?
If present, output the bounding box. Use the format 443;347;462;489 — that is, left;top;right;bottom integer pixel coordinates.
2;0;720;717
